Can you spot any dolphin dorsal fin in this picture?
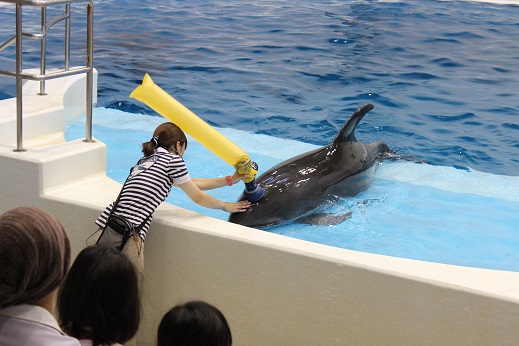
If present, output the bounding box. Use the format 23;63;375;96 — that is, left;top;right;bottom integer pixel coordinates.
332;104;374;144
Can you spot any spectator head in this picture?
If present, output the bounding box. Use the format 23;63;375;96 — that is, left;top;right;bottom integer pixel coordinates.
57;246;141;345
0;206;70;309
157;300;232;346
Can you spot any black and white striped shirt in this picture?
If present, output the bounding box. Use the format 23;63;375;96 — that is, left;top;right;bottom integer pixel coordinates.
95;147;191;240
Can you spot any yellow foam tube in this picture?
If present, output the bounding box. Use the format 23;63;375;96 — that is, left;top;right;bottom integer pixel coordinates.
130;74;257;181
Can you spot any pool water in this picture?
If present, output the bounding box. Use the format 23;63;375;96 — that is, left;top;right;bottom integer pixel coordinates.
1;1;518;174
2;0;519;271
66;109;519;272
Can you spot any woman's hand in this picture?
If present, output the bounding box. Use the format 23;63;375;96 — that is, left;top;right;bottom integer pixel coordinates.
231;170;251;184
179;180;251;212
223;200;251;213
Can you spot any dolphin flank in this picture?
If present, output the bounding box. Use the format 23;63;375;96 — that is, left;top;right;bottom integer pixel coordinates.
229;104;390;228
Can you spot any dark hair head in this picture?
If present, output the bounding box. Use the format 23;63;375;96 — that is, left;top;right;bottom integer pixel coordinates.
0;206;70;309
57;246;141;346
157;300;232;346
142;122;188;157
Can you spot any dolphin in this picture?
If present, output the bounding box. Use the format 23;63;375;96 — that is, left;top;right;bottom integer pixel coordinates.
228;104;390;228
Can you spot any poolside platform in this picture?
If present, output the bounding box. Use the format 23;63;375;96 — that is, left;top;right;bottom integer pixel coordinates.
1;72;519;345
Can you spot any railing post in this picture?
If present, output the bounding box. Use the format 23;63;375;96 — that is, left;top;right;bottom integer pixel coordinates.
65;3;71;70
15;3;25;152
39;6;47;96
84;0;94;143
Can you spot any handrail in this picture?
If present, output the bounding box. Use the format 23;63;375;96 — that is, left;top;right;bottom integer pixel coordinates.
1;0;80;5
0;0;94;152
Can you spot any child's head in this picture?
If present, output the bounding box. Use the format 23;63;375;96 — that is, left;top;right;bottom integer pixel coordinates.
142;122;188;156
57;246;141;345
157;300;232;346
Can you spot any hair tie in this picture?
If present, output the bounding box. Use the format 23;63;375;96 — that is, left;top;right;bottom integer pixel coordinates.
151;136;159;148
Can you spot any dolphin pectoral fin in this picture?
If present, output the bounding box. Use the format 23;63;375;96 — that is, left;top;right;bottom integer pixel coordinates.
296;211;353;226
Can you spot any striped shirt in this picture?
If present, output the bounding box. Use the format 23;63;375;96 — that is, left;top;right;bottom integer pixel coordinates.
95;147;191;240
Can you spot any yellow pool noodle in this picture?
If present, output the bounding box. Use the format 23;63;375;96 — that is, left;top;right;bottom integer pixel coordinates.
130;73;257;180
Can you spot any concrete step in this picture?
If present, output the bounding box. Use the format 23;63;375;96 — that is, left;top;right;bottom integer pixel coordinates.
0;138;106;204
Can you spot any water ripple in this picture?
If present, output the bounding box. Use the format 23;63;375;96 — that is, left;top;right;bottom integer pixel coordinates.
1;0;518;175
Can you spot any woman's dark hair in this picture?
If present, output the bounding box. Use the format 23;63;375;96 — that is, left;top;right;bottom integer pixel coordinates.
142;122;188;157
157;300;232;346
57;246;141;346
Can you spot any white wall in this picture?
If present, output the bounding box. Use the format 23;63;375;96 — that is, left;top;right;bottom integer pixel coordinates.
1;73;519;346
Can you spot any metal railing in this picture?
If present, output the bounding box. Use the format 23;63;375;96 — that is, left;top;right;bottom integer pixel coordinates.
0;0;94;151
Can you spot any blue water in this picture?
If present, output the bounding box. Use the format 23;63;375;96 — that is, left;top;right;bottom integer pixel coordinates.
2;0;519;270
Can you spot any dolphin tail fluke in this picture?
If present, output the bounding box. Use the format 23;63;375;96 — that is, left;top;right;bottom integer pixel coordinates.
333;104;374;144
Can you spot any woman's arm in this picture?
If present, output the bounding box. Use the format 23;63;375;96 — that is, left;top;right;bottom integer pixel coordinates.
177;180;250;212
191;170;249;190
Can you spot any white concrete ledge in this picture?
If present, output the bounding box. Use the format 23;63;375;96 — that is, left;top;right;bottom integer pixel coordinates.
1;71;519;345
